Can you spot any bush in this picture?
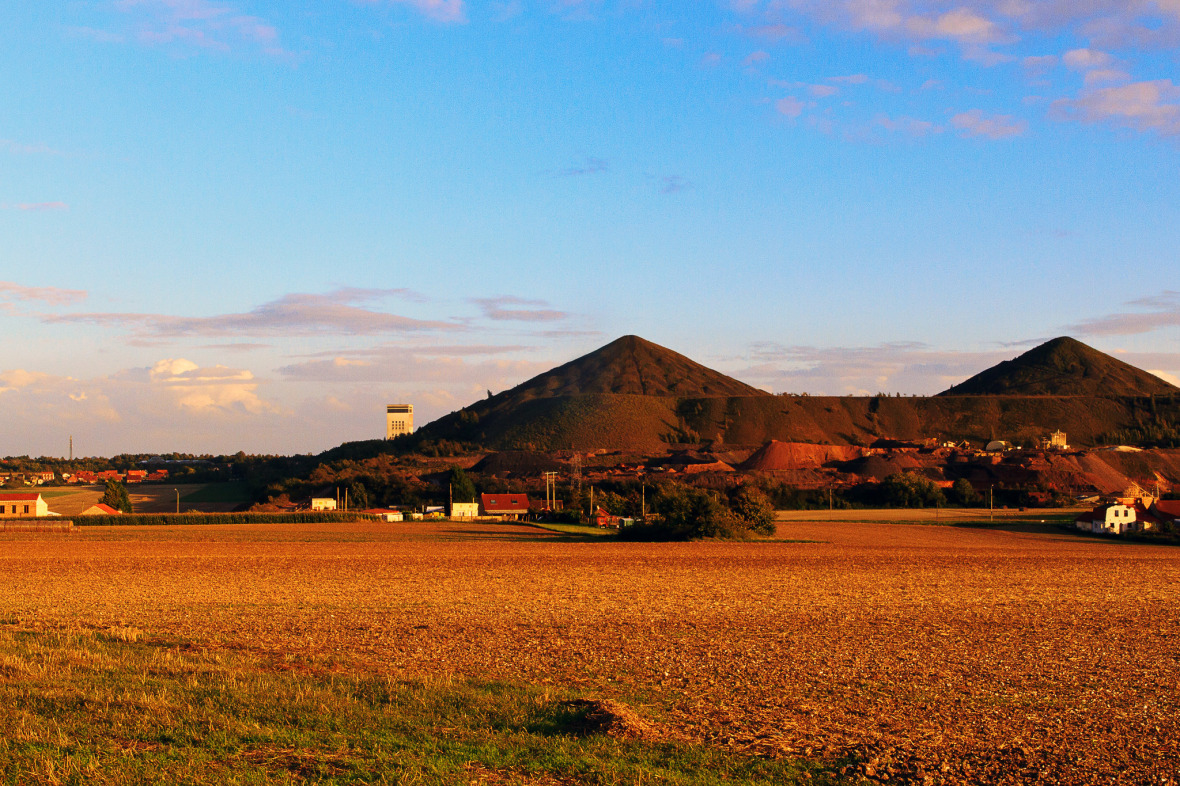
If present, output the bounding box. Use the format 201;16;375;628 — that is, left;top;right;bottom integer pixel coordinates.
730;487;775;536
75;512;375;527
949;478;981;507
880;472;947;509
620;483;771;541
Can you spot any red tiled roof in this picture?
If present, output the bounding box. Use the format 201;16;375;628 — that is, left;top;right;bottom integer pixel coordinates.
480;493;530;513
0;493;40;502
1154;500;1180;518
85;504;120;515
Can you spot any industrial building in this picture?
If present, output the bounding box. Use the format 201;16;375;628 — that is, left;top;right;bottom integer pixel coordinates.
386;404;414;439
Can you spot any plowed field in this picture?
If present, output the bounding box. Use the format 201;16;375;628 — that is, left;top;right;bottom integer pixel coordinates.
2;520;1178;784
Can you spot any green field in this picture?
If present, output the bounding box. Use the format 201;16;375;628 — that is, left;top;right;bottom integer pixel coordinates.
0;627;834;785
180;482;253;505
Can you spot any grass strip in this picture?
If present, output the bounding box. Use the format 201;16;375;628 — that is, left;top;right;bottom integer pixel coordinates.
0;627;844;785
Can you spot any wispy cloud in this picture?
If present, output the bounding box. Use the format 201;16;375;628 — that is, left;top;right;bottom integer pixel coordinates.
660;175;691;194
556;157;609;177
2;202;69;212
471;296;568;322
105;0;288;57
1051;80;1180;136
1065;291;1180;336
42;289;458;338
359;0;467;23
0;139;63;156
0;281;87;306
734;340;1012;396
875;114;942;137
951;109;1028;139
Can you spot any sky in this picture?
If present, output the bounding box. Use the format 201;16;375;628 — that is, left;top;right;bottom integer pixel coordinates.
2;0;1179;457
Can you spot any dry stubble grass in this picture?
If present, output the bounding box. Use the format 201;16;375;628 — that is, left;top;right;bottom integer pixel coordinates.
2;520;1179;784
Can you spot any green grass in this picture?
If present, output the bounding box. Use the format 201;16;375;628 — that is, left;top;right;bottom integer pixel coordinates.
531;523;618;538
0;627;841;785
20;488;79;499
180;483;253;505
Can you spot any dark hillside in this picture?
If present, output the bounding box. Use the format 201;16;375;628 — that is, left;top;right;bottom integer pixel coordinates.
939;337;1179;397
502;335;766;400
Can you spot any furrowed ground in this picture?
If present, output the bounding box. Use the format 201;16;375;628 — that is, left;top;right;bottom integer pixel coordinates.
2;519;1179;784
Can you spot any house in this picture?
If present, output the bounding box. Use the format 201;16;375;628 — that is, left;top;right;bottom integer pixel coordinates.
1077;499;1161;536
590;506;622;528
146;471;170;482
365;508;404;522
35;471;55;484
73;471;97;484
82;503;121;516
480;493;531;520
451;502;479;519
0;493;50;518
1152;500;1180;528
310;498;338;511
125;470;148;484
96;470;122;481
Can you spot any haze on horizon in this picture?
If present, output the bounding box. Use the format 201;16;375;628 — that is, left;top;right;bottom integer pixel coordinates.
1;1;1178;457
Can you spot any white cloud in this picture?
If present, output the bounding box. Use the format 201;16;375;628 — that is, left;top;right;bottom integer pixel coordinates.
1051;80;1180;136
876;113;942;136
42;288;457;339
776;96;806;118
951;108;1028;138
0;281;87;306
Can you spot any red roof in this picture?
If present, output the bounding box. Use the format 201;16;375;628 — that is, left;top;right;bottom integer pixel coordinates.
85;503;120;515
480;493;530;514
0;493;41;502
1154;500;1180;519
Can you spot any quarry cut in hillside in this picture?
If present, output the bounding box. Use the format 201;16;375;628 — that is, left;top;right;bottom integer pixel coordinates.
939;336;1180;397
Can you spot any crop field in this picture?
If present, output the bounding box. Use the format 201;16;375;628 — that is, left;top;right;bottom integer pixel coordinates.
2;520;1179;784
25;483;248;516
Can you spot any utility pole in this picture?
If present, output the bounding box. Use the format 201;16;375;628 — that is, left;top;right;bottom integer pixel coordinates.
344;487;349;512
641;483;646;520
990;485;994;522
69;436;73;462
174;488;179;514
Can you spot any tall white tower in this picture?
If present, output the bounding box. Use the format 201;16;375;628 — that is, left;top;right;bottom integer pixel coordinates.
386;405;413;439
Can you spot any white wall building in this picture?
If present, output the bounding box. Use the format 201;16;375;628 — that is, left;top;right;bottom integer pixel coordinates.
386;404;414;439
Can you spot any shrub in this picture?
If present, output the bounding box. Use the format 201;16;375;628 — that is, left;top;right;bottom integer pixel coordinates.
880;472;947;509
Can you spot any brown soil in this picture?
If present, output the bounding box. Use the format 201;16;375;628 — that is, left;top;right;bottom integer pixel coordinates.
740;440;865;472
4;520;1180;784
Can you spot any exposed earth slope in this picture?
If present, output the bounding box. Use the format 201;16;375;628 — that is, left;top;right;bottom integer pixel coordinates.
939;336;1179;397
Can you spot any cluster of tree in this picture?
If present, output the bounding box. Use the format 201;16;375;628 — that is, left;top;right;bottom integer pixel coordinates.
100;480;134;514
619;483;775;541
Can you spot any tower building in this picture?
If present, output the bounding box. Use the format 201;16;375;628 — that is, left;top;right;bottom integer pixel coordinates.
386;404;413;439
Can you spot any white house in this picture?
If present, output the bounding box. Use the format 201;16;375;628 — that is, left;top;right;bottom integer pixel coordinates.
451;502;479;519
310;498;338;512
0;493;49;518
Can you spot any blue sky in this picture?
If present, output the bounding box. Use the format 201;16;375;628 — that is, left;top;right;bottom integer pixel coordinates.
2;0;1179;455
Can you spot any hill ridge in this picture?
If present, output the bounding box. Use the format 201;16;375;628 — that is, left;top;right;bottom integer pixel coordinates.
939;337;1179;398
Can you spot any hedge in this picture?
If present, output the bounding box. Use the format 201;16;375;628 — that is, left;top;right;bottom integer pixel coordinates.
72;512;375;527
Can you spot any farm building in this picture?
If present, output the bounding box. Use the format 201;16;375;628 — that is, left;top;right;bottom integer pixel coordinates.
366;509;404;522
310;498;338;511
451;502;479;518
81;503;122;516
480;493;531;520
0;493;50;518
